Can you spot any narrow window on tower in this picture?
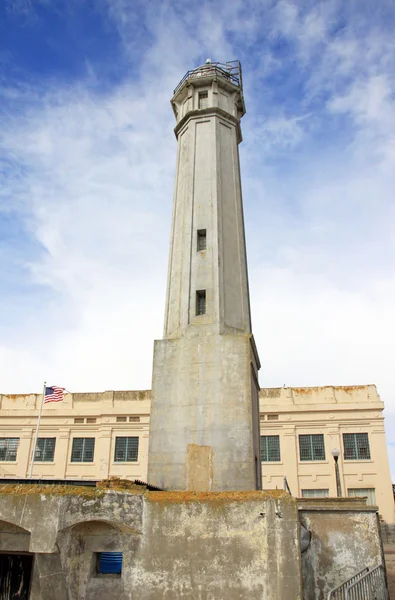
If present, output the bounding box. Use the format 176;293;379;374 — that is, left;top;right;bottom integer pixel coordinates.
196;290;206;315
197;229;207;251
198;91;208;109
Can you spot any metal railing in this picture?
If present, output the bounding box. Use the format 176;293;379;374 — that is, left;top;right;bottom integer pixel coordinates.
174;60;242;94
327;568;369;599
327;564;387;600
345;565;387;599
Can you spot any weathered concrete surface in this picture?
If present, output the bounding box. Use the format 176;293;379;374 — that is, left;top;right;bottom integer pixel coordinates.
149;333;261;491
0;486;302;600
299;498;385;600
383;545;395;599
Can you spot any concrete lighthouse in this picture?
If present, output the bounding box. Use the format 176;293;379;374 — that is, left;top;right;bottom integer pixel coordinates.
147;60;261;491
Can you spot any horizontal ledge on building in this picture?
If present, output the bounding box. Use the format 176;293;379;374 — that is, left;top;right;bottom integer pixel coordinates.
297;497;378;511
174;107;242;142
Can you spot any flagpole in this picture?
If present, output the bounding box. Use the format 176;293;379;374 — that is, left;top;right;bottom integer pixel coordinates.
29;381;46;479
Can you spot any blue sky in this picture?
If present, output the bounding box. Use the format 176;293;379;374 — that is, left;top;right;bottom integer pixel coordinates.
1;0;395;471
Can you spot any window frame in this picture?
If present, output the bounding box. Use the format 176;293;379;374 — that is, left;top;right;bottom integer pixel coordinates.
343;433;371;460
114;437;139;463
197;229;207;251
34;437;56;462
260;435;281;462
347;488;376;505
196;290;206;316
70;437;95;463
301;489;329;498
198;91;208;109
299;434;326;461
0;438;20;462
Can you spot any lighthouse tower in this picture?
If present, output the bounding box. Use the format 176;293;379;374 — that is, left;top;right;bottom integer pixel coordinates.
147;60;261;491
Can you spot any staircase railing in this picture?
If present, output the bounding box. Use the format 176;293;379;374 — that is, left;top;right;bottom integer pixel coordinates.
344;564;387;599
327;564;387;599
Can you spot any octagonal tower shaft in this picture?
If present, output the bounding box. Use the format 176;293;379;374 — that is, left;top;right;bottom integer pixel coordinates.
148;62;261;491
164;64;251;339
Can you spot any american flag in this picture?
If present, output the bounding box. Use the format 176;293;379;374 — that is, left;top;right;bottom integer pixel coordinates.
44;386;65;403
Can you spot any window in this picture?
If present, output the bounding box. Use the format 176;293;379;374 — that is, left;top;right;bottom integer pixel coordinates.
74;417;84;424
129;416;140;422
114;437;139;462
196;290;206;315
71;438;95;462
0;438;19;462
86;418;96;424
34;438;56;462
197;229;207;251
299;434;326;461
260;435;281;462
198;91;208;109
116;416;127;423
96;552;122;575
267;414;279;421
343;433;371;460
348;488;376;505
301;489;329;498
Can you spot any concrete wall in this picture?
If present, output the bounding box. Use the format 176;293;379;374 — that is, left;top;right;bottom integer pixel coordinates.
148;334;260;491
0;486;302;600
299;498;385;599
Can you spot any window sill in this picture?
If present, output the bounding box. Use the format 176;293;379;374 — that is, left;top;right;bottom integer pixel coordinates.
113;461;139;465
299;460;328;464
343;459;373;463
261;461;283;465
0;460;17;463
33;461;55;464
69;462;96;465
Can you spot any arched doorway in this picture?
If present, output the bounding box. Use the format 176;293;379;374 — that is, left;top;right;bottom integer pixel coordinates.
0;520;33;600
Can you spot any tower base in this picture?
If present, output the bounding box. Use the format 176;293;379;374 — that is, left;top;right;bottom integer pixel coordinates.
147;332;261;491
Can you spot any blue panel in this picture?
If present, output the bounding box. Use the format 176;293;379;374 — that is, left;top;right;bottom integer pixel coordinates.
99;552;123;574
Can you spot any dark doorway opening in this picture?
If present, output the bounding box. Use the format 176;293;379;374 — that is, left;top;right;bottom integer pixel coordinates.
0;553;33;600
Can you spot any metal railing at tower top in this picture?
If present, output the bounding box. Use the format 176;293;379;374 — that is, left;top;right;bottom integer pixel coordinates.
173;60;243;95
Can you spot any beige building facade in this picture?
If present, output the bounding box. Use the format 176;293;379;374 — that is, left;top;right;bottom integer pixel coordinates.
260;384;394;523
0;383;393;522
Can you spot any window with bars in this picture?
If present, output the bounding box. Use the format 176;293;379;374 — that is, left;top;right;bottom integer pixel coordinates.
301;489;329;498
348;488;376;505
260;435;281;462
343;433;371;460
198;91;208;109
71;438;95;462
197;229;207;251
34;438;56;462
299;434;326;461
114;437;139;462
196;290;206;315
0;438;19;462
